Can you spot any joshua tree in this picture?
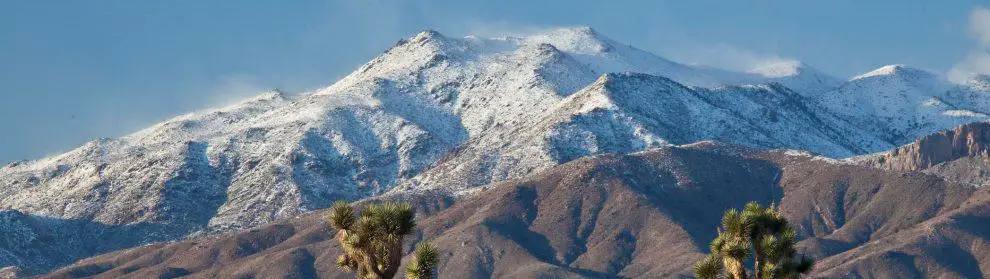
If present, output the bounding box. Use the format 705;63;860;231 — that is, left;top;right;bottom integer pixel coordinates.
328;200;440;279
405;242;439;279
694;202;814;279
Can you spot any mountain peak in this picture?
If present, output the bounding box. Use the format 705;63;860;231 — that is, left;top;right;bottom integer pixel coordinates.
542;26;599;37
745;60;842;95
524;26;613;54
748;60;809;78
413;29;444;41
851;64;934;81
255;89;287;101
402;29;455;50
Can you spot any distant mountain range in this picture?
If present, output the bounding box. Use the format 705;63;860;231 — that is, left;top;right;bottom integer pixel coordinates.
3;27;990;276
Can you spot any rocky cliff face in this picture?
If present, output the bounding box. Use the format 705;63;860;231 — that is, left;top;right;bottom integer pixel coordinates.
856;121;990;181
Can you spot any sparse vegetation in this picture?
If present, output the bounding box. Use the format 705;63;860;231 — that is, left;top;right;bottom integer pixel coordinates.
328;200;439;279
694;202;814;279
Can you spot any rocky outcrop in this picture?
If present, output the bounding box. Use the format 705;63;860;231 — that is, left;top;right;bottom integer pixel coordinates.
858;121;990;172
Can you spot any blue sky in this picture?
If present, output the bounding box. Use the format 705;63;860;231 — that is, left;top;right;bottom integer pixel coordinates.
1;0;988;163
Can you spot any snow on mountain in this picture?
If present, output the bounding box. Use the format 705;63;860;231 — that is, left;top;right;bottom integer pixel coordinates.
817;64;989;142
748;61;842;96
2;27;990;274
966;74;990;91
945;74;990;112
400;72;892;192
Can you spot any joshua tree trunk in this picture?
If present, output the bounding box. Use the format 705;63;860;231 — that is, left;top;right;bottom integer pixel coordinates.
724;257;747;279
379;240;404;278
754;245;764;279
367;252;384;279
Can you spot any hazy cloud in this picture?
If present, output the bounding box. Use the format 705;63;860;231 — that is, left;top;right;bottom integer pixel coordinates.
663;43;797;72
204;75;270;108
971;7;990;46
461;21;560;38
950;6;990;83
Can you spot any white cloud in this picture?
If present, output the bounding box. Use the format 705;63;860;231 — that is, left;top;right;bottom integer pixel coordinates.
950;6;990;83
970;7;990;46
632;23;799;72
950;51;990;81
461;21;559;38
205;75;269;108
663;43;797;72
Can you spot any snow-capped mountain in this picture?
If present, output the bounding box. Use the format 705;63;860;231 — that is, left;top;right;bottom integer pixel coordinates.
817;65;989;143
2;26;990;274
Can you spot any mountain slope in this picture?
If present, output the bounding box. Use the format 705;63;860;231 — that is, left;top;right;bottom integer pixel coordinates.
811;188;990;278
403;73;893;192
39;142;985;278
